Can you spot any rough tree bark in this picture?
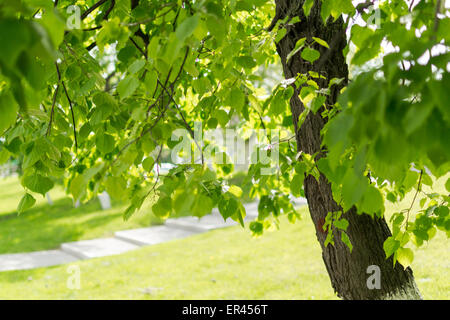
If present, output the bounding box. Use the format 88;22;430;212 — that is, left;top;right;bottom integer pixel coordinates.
271;0;422;299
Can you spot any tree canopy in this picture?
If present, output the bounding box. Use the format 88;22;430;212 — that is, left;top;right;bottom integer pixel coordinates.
0;0;449;272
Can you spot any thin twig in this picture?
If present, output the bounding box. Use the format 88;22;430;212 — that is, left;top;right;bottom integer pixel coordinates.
145;144;164;196
81;0;109;20
86;42;97;51
47;63;62;136
126;3;177;27
170;47;190;90
157;78;204;164
103;0;115;20
62;81;78;150
404;170;423;231
129;37;147;58
112;110;166;165
433;0;442;34
82;26;103;32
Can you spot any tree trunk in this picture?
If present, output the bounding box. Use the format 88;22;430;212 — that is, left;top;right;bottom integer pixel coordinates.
272;0;422;299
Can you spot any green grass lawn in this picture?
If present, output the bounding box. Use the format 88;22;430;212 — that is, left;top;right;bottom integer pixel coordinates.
0;206;448;299
0;176;163;254
0;175;448;299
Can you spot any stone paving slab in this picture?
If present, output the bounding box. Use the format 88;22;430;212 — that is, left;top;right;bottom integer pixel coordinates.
0;200;309;272
165;213;243;232
115;225;196;246
294;197;308;206
60;238;139;260
0;250;79;272
165;198;307;232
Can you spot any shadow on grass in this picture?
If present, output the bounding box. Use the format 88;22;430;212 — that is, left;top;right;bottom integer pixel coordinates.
0;197;144;254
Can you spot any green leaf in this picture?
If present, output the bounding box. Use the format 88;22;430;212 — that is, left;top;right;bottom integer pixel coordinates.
123;204;138;221
191;194;214;217
65;65;81;79
290;173;304;197
286;37;306;62
299;86;317;105
17;52;46;90
17;193;36;214
311;95;326;114
403;101;433;135
312;37;329;48
232;203;246;227
228;88;245;111
303;0;315;17
402;170;419;191
22;147;41;170
22;174;54;196
219;196;238;220
329;77;345;87
176;15;199;41
396;247;414;269
40;8;65;48
0;148;10;164
173;191;195;216
105;176;127;201
359;185;384;216
274;28;287;43
341;232;353;252
214;109;229;127
269;90;287;116
128;59;146;74
0;19;31;66
70;174;86;201
249;221;264;235
228;185;243;198
336;0;355;15
320;0;333;22
236;56;257;69
383;236;400;259
96;133;115;154
117;76;140;100
142;157;155;172
324;112;353;169
144;71;157;94
334;218;349;231
0;91;19;134
429;77;450;120
422;174;433;187
236;0;254;12
283;86;294;100
152;196;172;219
341;170;368;211
301;47;320;63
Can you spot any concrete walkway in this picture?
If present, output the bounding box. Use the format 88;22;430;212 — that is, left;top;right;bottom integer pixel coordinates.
0;199;307;272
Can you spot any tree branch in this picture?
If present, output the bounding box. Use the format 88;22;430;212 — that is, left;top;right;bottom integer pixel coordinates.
81;0;109;20
157;78;204;164
129;37;147;58
47;63;62;136
62;81;78;150
404;170;423;231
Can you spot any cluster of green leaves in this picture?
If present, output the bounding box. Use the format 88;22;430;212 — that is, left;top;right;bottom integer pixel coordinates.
0;0;448;269
0;0;301;230
322;210;352;252
321;0;450;267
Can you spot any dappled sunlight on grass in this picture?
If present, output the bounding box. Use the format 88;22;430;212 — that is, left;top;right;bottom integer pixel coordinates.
0;177;163;254
0;209;339;299
0;204;447;299
0;176;447;299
